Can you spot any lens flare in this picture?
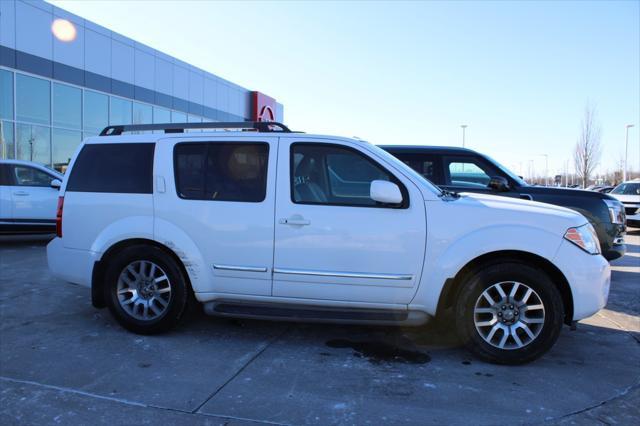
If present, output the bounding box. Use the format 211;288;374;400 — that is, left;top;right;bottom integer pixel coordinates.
51;19;77;42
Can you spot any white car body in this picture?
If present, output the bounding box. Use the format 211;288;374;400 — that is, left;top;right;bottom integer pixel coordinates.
0;159;62;234
46;131;610;326
609;181;640;227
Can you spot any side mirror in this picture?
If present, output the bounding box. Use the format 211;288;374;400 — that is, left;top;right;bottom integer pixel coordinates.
50;178;62;189
488;176;510;192
370;180;403;205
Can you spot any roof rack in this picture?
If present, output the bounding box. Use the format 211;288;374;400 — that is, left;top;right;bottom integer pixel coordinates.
99;121;291;136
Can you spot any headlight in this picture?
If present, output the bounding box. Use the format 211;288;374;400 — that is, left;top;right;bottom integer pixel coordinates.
604;199;625;224
564;224;601;255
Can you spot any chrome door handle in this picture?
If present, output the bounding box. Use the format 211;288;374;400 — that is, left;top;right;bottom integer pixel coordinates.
279;217;311;226
13;191;29;196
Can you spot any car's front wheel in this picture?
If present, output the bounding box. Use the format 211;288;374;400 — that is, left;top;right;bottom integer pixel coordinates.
104;245;189;334
454;262;564;365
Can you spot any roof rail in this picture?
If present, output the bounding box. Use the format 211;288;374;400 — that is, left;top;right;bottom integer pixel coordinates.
99;121;291;136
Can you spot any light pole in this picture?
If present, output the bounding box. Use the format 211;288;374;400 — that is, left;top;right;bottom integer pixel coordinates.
460;124;467;148
624;124;635;181
541;154;549;186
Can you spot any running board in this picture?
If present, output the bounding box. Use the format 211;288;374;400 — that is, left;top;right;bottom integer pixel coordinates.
203;301;430;326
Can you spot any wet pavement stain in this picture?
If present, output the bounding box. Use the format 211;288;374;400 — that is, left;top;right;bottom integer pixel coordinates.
326;339;430;364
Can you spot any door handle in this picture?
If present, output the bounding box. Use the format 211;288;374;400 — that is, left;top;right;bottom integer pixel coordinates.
279;217;311;226
13;191;29;196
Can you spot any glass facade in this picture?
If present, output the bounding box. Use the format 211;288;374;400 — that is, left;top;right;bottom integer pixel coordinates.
0;68;211;172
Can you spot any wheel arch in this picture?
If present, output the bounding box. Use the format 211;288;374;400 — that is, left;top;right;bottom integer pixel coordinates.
436;250;574;325
91;238;194;309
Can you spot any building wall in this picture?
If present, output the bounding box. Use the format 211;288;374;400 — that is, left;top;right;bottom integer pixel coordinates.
0;0;283;171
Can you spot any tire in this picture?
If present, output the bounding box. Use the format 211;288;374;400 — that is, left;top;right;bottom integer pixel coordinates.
104;245;189;334
454;262;564;365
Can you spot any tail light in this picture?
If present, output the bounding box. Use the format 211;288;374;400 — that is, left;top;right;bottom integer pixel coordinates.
56;196;64;238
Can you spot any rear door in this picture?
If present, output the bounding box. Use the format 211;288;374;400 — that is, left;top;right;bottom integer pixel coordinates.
154;136;277;296
0;164;12;224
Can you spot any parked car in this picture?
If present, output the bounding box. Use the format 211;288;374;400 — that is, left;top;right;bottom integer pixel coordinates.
381;146;626;260
609;181;640;227
0;159;63;234
47;122;611;365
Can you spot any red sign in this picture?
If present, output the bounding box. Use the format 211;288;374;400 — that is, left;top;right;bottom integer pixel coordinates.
251;91;277;122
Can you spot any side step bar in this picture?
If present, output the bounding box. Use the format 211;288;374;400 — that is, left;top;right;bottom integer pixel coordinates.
203;301;430;326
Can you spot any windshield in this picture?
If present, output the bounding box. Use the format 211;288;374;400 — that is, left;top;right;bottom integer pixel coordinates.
611;182;640;195
365;144;444;195
481;154;528;186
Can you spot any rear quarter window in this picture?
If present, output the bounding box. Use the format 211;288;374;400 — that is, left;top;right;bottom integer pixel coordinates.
66;143;155;193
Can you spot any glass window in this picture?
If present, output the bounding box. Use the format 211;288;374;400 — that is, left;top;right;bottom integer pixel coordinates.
133;102;152;124
12;165;54;187
84;91;109;133
1;120;15;159
171;111;187;123
16;74;50;125
109;97;132;125
67;143;155;193
174;143;269;202
16;124;51;165
0;70;13;120
153;107;171;124
394;154;441;184
291;144;402;207
446;158;494;188
53;83;81;129
52;128;81;173
187;114;203;132
611;182;640;195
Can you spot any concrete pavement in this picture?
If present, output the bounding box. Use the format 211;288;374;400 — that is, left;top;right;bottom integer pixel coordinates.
1;232;638;425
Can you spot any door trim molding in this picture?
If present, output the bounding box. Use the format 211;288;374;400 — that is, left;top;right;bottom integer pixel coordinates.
273;267;413;281
213;264;268;273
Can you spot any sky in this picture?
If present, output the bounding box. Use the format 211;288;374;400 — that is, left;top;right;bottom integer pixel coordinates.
49;0;639;178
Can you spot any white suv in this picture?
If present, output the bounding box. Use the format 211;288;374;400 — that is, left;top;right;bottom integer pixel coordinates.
47;122;610;364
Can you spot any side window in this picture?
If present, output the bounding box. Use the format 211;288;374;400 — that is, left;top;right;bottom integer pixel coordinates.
393;154;443;184
445;157;494;188
12;166;53;187
0;164;12;185
174;142;269;202
66;143;155;193
291;143;407;208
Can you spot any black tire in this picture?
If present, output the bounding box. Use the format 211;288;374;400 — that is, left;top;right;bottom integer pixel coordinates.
454;262;564;365
104;245;189;334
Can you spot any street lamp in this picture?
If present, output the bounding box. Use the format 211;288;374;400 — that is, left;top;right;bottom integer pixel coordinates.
460;125;468;148
624;124;635;181
541;154;549;186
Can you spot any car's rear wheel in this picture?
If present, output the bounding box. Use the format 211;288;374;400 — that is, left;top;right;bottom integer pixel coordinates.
104;245;189;334
454;262;564;365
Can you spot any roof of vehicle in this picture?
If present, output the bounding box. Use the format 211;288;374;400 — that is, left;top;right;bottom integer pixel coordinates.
84;131;372;146
378;145;479;155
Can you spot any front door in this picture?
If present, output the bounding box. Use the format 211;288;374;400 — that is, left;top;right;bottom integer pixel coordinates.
273;139;427;304
8;164;59;222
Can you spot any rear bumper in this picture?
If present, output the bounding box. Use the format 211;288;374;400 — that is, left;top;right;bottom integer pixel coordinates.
46;238;97;287
553;240;611;321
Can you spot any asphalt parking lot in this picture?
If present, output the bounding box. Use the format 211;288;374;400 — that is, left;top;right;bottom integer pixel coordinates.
1;233;638;425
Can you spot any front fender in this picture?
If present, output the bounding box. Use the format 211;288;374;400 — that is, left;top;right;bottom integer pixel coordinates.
411;224;564;315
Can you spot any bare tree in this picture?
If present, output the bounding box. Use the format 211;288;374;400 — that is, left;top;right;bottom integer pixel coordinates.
573;104;602;188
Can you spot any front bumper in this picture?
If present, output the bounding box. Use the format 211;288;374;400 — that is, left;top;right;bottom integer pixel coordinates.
553;239;611;321
47;237;97;288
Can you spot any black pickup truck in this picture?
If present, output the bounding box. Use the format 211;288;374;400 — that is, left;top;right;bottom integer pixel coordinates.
382;146;626;261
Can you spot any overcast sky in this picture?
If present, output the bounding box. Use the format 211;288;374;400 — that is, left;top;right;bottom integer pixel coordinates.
50;0;639;178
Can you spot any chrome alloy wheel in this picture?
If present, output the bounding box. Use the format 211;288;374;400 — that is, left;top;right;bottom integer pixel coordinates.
117;260;172;321
473;281;545;350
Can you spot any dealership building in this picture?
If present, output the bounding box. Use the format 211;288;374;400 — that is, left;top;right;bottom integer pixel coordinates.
0;0;283;172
